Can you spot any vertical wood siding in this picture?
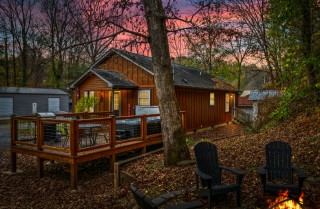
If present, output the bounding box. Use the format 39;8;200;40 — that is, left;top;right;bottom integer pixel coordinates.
73;53;236;130
78;74;109;91
98;54;155;87
176;88;233;131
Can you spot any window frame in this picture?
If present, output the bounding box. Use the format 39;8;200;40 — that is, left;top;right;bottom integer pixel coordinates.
225;93;230;112
138;89;151;106
209;92;215;106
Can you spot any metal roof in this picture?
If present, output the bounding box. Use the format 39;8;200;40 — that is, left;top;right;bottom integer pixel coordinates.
248;90;280;101
0;87;68;95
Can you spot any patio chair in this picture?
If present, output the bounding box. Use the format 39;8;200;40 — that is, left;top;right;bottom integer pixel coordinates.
257;141;307;195
94;123;110;143
194;142;245;209
62;124;70;148
130;185;203;209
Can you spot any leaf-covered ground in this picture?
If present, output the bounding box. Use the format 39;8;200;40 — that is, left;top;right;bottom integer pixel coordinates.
0;111;320;209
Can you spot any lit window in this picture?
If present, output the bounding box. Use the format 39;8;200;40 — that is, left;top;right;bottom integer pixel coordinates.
138;90;150;106
210;93;215;106
225;94;230;112
113;92;120;110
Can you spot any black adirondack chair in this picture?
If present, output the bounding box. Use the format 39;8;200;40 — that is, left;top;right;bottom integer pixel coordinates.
194;142;245;209
258;141;307;195
130;185;203;209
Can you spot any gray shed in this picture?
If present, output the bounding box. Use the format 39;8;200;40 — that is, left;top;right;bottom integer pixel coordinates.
0;87;69;117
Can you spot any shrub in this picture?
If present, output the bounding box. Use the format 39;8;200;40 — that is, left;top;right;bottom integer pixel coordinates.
75;96;99;113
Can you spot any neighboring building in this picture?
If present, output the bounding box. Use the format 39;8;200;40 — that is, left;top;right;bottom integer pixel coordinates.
238;90;280;121
70;48;238;131
238;91;254;118
0;87;69;117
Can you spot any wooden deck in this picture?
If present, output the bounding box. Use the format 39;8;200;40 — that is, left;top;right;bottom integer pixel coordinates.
10;112;183;189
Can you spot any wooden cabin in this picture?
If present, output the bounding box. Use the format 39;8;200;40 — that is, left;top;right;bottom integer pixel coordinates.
70;49;238;131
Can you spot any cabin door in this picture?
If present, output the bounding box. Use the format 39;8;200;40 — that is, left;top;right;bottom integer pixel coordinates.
113;91;121;116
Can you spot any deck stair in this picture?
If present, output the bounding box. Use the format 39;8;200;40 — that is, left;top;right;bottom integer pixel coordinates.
233;107;252;124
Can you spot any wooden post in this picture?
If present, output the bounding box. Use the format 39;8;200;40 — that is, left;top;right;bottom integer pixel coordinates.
110;116;116;149
10;152;16;173
142;147;147;154
142;115;147;141
10;116;17;147
37;119;43;151
110;154;116;172
70;121;77;157
37;157;44;178
70;163;78;190
114;162;120;188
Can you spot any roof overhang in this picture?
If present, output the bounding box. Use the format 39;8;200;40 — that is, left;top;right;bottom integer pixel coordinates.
70;69;138;90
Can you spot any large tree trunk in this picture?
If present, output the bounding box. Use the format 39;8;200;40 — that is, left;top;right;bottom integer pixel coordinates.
301;0;319;102
142;0;191;166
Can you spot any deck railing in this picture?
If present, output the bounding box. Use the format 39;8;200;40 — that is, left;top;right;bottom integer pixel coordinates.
10;112;177;156
10;111;186;189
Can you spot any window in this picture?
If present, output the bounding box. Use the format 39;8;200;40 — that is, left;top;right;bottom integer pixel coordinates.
113;92;120;111
83;91;95;112
225;94;230;112
48;98;60;112
138;90;151;106
210;93;215;106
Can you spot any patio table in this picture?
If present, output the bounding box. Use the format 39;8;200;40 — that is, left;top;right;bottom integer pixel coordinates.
79;124;101;147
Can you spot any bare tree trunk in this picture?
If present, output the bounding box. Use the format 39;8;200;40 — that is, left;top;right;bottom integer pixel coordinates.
9;18;17;85
142;0;191;166
4;28;10;86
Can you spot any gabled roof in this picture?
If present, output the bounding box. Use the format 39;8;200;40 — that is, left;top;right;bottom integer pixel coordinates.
238;95;253;107
0;87;68;95
92;69;138;89
248;90;280;101
70;69;138;89
71;48;237;91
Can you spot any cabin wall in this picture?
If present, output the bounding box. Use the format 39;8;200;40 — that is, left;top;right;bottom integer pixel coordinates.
176;88;233;131
97;54;158;110
78;74;109;91
72;53;236;130
98;54;155;87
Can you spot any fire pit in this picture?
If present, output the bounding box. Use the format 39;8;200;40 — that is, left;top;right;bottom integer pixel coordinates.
256;190;317;209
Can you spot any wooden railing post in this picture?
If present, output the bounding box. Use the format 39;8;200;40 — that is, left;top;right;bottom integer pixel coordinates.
10;116;17;147
37;119;43;151
110;116;116;149
70;120;78;157
142;115;147;141
109;116;117;171
36;119;44;178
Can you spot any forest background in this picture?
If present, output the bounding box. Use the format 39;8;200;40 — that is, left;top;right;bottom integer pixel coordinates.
0;0;319;121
